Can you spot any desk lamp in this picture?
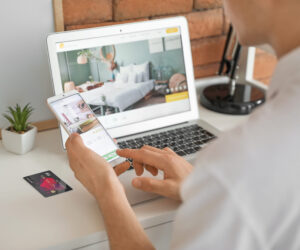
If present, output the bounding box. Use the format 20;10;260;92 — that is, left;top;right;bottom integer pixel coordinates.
200;25;266;115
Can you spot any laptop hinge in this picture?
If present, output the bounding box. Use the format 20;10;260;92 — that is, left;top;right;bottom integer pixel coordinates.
116;121;190;140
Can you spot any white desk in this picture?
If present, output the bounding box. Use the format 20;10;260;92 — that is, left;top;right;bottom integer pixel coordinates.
0;79;249;250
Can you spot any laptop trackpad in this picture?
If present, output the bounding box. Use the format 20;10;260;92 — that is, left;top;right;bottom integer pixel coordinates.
119;169;162;205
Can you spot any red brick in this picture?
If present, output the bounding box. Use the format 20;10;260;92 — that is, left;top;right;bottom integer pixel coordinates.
254;49;277;80
114;0;193;21
194;63;219;79
194;0;223;9
191;36;226;66
186;9;223;40
66;18;148;30
63;0;112;26
223;12;231;33
256;77;271;86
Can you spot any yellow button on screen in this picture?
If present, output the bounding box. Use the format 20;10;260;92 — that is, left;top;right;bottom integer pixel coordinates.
166;27;179;34
59;43;64;49
165;91;189;103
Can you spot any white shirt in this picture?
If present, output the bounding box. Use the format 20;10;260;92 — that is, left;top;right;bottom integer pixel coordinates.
171;48;300;250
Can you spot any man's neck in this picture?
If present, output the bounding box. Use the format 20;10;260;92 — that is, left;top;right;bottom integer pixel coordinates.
272;33;300;59
269;4;300;58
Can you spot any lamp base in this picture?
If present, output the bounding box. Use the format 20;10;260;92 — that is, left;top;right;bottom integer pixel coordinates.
200;83;265;115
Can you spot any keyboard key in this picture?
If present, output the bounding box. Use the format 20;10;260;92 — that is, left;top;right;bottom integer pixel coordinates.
176;151;186;156
118;124;216;162
184;148;195;154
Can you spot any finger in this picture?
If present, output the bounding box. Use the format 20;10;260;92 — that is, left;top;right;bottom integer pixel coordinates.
116;148;168;171
133;160;144;176
163;147;177;155
142;145;166;154
66;139;82;173
67;133;104;166
145;165;158;176
67;149;81;173
113;138;117;144
132;177;166;196
66;133;88;155
114;161;131;176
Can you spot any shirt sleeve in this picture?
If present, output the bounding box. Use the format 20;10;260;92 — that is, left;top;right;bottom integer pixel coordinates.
169;100;275;250
170;49;300;250
170;165;260;250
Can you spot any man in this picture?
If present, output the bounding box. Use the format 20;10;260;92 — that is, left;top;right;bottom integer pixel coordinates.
66;0;300;249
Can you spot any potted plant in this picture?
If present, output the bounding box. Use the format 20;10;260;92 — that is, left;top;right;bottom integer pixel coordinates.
2;104;37;155
77;49;92;64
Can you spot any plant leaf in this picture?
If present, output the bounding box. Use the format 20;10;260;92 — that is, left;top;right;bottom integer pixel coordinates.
3;114;15;126
4;103;34;132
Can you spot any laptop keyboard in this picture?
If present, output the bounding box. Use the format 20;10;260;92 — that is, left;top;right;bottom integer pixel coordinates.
117;124;216;157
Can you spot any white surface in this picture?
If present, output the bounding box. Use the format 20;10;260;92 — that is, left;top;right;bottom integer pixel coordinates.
149;38;164;53
164;36;182;51
0;90;248;249
0;0;55;129
2;125;37;155
78;221;174;250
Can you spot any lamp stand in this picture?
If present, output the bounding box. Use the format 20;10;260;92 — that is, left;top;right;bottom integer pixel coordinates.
200;26;266;115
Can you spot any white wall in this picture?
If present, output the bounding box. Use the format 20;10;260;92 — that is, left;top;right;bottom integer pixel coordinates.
0;0;55;128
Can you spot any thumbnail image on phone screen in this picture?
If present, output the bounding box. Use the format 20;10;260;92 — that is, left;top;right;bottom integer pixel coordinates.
49;93;120;163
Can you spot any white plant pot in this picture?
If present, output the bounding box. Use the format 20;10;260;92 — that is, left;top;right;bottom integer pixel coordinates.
77;55;88;64
2;125;37;155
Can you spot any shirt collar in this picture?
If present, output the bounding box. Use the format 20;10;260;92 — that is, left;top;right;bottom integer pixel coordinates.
268;47;300;99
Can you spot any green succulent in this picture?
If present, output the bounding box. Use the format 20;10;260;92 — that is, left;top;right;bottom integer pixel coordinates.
3;104;34;133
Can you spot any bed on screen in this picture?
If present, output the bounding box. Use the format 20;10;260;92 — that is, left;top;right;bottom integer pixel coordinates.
81;79;155;112
80;62;154;112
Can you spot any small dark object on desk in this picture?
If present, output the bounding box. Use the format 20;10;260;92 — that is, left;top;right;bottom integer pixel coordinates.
201;84;265;115
201;24;265;115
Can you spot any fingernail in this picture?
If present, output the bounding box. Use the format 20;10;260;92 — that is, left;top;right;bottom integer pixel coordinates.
132;179;141;188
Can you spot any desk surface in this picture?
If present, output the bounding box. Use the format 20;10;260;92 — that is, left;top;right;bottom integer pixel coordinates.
0;79;249;249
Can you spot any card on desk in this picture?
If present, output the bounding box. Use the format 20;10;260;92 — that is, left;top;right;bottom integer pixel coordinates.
23;171;72;198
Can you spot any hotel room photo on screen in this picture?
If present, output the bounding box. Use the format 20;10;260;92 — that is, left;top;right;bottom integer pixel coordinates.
57;36;189;118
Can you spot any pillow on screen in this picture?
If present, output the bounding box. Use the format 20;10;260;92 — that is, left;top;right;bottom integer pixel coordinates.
136;72;143;83
120;72;129;83
115;73;123;83
133;62;150;81
128;71;137;83
119;64;133;83
120;64;133;74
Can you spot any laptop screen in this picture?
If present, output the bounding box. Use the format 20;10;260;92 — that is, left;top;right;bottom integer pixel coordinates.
55;26;191;129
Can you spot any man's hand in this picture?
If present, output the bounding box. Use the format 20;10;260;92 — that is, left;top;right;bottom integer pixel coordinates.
117;145;193;201
66;133;130;200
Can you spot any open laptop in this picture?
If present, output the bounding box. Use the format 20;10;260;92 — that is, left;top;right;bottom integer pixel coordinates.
47;16;219;205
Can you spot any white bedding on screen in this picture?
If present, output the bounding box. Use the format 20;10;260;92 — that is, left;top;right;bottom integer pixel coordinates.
81;80;155;111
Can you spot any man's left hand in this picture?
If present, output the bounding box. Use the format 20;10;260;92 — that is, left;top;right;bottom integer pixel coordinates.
66;133;130;200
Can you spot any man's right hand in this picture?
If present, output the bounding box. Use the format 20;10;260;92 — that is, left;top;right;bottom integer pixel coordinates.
117;146;193;201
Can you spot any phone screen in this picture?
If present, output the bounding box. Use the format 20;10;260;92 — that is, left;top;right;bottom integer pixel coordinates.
49;93;119;163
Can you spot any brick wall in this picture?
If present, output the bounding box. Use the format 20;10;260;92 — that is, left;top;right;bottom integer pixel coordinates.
61;0;277;84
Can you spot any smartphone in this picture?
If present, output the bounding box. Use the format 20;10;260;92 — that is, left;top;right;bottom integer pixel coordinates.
47;90;125;167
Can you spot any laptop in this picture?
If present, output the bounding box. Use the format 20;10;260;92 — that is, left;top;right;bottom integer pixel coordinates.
47;16;219;205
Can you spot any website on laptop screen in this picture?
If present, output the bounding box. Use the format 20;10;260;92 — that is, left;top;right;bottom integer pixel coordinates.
55;27;191;129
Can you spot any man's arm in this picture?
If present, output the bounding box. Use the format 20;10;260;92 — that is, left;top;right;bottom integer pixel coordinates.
96;177;154;250
66;134;154;250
